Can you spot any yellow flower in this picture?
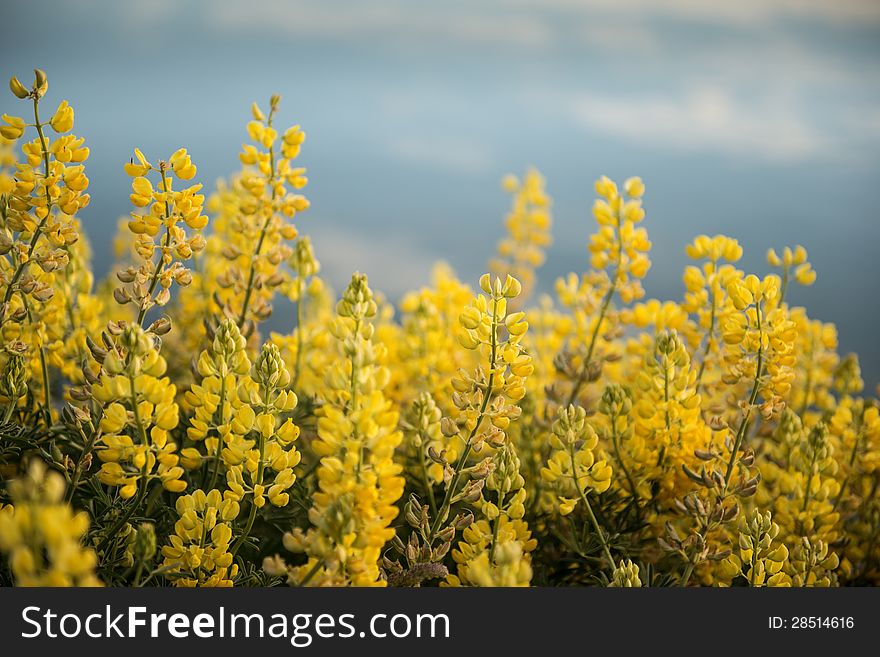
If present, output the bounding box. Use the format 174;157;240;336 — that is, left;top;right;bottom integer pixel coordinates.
0;461;102;586
718;510;791;587
448;442;536;586
49;100;74;133
161;489;239;586
279;273;403;587
542;404;613;514
204;96;310;331
223;342;301;514
91;325;186;500
0;81;90;424
489;168;552;306
117;148;207;323
609;559;642;587
1;114;25;140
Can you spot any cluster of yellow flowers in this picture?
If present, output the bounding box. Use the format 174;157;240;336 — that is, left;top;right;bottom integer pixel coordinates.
1;69;879;588
0;461;101;586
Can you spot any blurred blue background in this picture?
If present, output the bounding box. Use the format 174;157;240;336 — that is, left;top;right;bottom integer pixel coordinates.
5;0;880;384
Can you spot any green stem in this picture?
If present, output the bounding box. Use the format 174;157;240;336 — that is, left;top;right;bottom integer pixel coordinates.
96;365;152;552
694;286;718;393
798;335;815;418
205;373;228;491
65;424;98;503
136;169;173;327
5;99;56;422
656;362;671;469
231;386;269;555
572;443;614;569
679;560;696;587
779;266;789;307
428;298;499;540
610;412;641;523
419;438;438;517
801;451;818;514
722;303;764;495
237;110;278;329
292;275;305;391
566;211;622;407
2;98;52;307
350;318;364;477
832;417;864;512
2;400;15;423
297;558;326;587
21;296;52;424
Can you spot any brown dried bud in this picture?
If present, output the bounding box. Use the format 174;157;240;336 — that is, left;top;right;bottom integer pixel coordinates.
148;316;172;336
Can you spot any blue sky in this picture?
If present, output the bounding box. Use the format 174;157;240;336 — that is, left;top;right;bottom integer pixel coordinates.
5;0;880;383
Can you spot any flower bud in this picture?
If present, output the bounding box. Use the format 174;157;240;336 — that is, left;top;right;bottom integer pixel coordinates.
33;69;48;97
9;76;29;99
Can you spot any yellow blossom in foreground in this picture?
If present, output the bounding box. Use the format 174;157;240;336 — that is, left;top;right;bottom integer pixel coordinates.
161;489;240;587
609;559;642;587
281;273;404;586
718;510;791;587
0;461;102;586
91;324;186;499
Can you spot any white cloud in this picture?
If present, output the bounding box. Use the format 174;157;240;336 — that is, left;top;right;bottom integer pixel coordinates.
571;86;825;161
308;224;436;300
499;0;880;26
387;136;494;174
578;22;663;54
208;0;552;48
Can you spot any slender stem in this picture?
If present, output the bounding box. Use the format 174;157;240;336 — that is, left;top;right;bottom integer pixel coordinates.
428;298;499;540
779;266;789;307
136;169;173;327
798;334;815;418
656;361;671;469
205;373;228;491
231;486;259;556
679;560;696;587
65;425;98;502
2;97;52;306
5;100;56;422
97;473;148;553
138;563;180;587
571;443;613;568
694;285;718;393
97;368;151;552
237;110;278;329
566;287;613;407
419;438;438;517
801;450;819;514
566;211;622;407
350;318;364;477
22;296;51;423
297;558;326;587
722;304;764;495
292;275;305;391
679;515;718;587
231;384;269;555
610;412;640;523
832;418;864;512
